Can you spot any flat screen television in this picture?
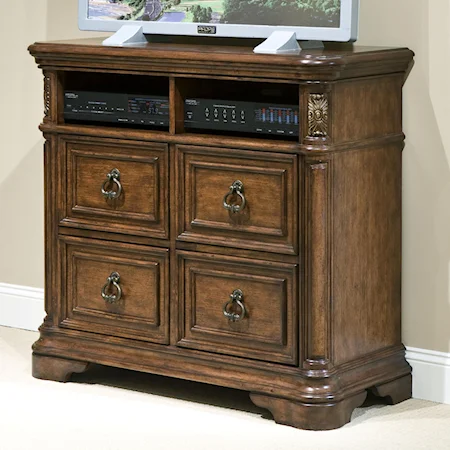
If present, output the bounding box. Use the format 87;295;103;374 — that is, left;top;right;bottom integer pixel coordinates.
79;0;359;44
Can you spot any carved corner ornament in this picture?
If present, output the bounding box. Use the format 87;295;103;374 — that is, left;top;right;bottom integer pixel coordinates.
308;93;329;138
44;74;51;121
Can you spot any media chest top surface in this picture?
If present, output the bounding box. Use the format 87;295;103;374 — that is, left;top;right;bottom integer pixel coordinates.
29;38;413;82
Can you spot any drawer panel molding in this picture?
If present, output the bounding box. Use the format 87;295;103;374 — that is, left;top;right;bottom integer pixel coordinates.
62;138;169;239
60;237;170;344
177;251;298;365
177;145;298;255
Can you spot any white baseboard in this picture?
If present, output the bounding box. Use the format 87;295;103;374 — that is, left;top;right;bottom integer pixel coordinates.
1;282;449;404
405;347;450;404
0;282;45;332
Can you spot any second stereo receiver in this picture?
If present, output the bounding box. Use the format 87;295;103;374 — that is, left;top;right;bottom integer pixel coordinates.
64;91;169;127
184;98;299;137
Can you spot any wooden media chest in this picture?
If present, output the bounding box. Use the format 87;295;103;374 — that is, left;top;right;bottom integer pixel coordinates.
29;39;414;430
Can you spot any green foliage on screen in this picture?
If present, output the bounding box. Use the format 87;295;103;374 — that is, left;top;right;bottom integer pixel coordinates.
110;0;340;26
221;0;340;26
191;5;213;22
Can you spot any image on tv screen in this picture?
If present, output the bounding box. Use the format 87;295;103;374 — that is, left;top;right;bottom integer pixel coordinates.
88;0;341;28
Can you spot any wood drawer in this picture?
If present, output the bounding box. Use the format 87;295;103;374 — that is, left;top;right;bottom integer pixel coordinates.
177;251;298;365
60;237;169;344
177;145;298;254
62;138;169;239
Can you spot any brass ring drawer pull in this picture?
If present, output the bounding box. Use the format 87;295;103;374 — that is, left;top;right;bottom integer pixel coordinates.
223;289;246;322
101;168;122;200
223;180;246;213
101;272;122;304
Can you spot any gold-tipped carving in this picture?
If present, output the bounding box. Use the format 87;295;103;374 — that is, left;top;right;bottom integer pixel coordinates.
44;74;51;120
308;93;328;138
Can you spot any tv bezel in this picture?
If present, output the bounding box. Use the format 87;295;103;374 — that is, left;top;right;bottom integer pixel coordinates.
79;0;359;43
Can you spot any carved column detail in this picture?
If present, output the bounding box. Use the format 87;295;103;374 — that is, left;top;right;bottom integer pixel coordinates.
308;93;329;138
44;73;51;121
304;161;331;370
43;71;59;123
43;136;57;326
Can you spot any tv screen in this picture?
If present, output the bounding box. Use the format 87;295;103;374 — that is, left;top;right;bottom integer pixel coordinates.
80;0;359;42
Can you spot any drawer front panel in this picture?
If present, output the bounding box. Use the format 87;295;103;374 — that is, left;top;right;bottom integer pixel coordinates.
177;145;298;254
63;139;169;238
177;251;298;365
60;237;169;343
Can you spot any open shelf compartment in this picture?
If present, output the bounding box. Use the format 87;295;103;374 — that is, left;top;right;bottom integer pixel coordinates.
62;72;170;132
174;78;300;141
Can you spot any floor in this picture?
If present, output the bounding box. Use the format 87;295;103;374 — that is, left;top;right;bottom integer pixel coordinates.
1;326;450;450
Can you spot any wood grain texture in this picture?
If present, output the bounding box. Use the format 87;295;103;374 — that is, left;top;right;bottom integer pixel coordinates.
371;374;413;405
304;161;331;370
32;354;90;382
63;138;169;239
60;236;170;344
331;75;404;144
176;251;298;365
250;391;367;430
169;77;185;135
29;39;414;82
177;145;298;254
29;41;414;430
43;138;54;326
331;145;402;365
32;327;410;402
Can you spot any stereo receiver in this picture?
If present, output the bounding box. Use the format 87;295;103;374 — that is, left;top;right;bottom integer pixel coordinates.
184;98;299;137
64;91;170;127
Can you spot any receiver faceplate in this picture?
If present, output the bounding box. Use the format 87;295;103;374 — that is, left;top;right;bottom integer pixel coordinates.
64;91;170;127
184;98;299;137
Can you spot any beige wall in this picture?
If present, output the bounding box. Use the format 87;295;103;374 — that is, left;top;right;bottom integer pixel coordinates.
358;0;450;353
0;1;103;289
0;1;48;289
1;0;449;352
